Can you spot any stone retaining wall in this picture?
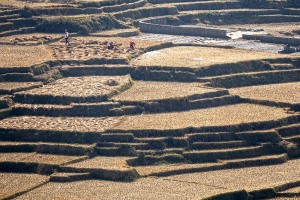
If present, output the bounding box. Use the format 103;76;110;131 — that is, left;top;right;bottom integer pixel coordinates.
243;34;300;46
139;17;229;38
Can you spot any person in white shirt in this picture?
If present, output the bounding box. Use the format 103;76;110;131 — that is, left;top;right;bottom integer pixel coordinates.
65;29;69;45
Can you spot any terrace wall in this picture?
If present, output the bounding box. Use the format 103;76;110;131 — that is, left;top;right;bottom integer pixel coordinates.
139;17;229;38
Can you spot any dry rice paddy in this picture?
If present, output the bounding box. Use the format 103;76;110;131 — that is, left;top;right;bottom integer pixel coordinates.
112;81;223;102
12;159;300;200
113;103;292;130
0;152;85;165
0;0;71;8
0;173;49;199
132;46;293;68
0;33;63;45
0;116;121;132
0;82;43;93
65;156;132;170
16;76;131;98
51;36;161;60
0;45;54;68
229;82;300;104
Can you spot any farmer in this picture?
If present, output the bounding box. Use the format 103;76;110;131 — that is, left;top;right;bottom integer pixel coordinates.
107;41;114;50
65;29;70;45
129;41;136;50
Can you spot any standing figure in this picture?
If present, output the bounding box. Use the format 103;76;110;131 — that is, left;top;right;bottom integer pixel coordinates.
129;41;136;50
65;29;69;45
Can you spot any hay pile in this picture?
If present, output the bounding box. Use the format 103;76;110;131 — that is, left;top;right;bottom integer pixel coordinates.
0;116;121;132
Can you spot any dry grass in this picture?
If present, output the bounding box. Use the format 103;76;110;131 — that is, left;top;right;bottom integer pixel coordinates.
0;0;72;8
0;82;43;92
0;116;121;132
113;103;292;130
0;33;63;45
132;46;294;68
0;45;54;68
135;162;222;177
0;173;48;199
221;22;300;37
0;152;85;164
172;159;300;192
13;178;225;200
112;81;222;102
16;76;131;98
65;156;132;170
12;159;300;200
229;82;300;104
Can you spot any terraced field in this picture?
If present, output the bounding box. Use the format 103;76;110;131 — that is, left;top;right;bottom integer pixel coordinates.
0;0;300;199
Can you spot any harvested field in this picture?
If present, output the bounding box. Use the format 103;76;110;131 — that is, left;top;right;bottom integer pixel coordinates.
13;178;225;200
0;173;49;199
13;159;300;200
64;156;132;170
112;81;224;102
0;152;85;165
0;116;121;132
0;33;63;45
51;36;162;48
0;0;70;8
15;76;132;103
229;82;300;104
92;28;140;37
112;103;293;130
50;36;162;60
131;46;293;68
0;82;43;94
0;45;53;68
221;22;300;37
169;159;300;192
135;162;223;177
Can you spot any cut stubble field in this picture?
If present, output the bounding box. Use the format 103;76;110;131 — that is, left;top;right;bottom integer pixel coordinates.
132;46;293;68
112;81;224;102
229;82;300;104
0;45;54;68
112;103;293;131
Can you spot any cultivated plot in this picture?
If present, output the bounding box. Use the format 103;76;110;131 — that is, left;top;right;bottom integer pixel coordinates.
132;46;292;68
229;82;300;104
112;81;226;102
14;76;132;103
0;116;121;132
0;45;53;68
112;103;293;131
0;173;48;199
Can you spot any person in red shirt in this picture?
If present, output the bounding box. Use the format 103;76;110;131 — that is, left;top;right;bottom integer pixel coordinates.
129;41;136;50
